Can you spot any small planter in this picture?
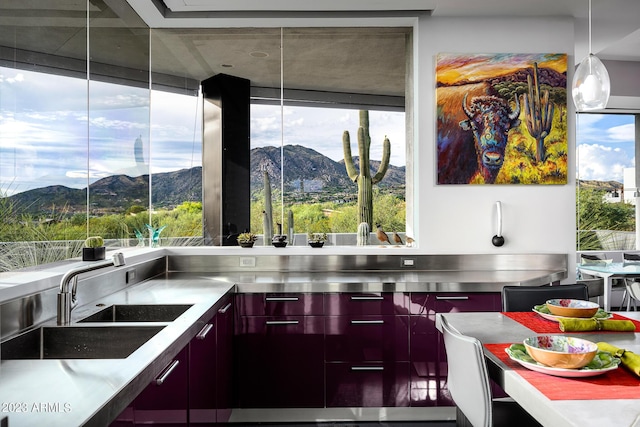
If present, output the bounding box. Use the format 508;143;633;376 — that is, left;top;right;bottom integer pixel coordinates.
308;242;324;248
239;242;255;248
272;241;288;248
82;246;106;261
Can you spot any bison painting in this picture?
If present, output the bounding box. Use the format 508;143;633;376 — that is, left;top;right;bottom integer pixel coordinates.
437;82;521;184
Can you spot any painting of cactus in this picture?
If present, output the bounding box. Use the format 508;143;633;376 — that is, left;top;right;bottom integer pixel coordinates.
523;62;554;163
436;52;567;185
343;110;391;229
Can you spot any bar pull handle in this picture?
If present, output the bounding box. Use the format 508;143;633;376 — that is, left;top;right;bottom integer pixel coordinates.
218;302;232;314
351;366;384;371
350;296;384;300
196;323;214;340
350;320;385;325
435;296;470;300
266;297;299;301
155;360;180;385
265;320;299;325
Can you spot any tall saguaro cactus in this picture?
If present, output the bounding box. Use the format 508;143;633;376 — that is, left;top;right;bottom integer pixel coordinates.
262;169;273;245
343;110;391;229
523;62;554;163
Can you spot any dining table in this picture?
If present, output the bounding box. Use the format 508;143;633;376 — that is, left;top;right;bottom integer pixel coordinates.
578;262;640;312
436;310;640;427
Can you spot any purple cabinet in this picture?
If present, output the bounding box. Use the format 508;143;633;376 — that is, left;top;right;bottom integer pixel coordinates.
133;346;189;425
189;315;217;426
324;293;409;316
236;293;324;316
325;362;410;407
325;315;409;362
409;292;501;407
235;294;325;408
189;295;233;426
215;298;234;423
324;293;409;408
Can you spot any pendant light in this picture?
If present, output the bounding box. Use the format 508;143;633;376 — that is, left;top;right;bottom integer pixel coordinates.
572;0;610;111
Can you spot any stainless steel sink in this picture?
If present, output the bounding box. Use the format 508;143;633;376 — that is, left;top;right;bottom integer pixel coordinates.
1;325;165;360
78;304;192;323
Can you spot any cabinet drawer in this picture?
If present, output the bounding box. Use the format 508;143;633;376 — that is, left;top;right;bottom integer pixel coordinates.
409;292;501;314
235;315;325;408
325;362;410;407
236;293;324;316
432;293;501;313
325;315;409;362
325;292;409;315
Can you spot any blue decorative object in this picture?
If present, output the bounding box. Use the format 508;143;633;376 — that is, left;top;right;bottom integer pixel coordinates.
134;229;146;247
145;224;166;248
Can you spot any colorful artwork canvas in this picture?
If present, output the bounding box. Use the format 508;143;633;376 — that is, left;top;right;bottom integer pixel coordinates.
436;53;568;185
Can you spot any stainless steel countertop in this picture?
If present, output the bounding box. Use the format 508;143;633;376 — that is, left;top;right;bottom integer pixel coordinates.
0;272;235;427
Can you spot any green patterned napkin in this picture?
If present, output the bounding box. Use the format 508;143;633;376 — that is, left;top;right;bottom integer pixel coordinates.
597;342;640;376
559;318;636;332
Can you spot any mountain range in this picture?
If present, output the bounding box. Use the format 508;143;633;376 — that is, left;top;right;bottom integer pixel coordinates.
7;145;405;216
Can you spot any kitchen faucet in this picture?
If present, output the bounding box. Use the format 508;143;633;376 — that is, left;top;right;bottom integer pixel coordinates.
57;252;125;325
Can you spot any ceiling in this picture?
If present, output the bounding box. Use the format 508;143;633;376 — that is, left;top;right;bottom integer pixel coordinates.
132;0;640;63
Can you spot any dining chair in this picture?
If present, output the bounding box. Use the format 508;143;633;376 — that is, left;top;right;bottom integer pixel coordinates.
577;276;605;305
439;315;541;427
501;284;589;312
622;253;640;311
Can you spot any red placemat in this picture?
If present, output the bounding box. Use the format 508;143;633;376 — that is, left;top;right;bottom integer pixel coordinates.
502;311;640;333
485;343;640;400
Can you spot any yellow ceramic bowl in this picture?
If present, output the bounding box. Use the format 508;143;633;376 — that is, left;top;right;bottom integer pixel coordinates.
524;335;597;369
545;299;599;318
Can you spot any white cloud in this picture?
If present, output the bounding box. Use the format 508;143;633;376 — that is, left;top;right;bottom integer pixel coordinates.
578;143;632;181
608;123;635;142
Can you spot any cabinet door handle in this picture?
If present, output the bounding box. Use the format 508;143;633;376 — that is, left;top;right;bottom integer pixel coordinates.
265;320;299;325
196;323;214;340
350;296;384;300
435;296;470;300
218;302;232;314
155;360;180;386
351;366;384;371
266;297;299;301
350;320;384;325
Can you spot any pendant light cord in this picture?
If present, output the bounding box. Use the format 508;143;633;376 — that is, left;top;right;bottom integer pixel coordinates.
588;0;592;54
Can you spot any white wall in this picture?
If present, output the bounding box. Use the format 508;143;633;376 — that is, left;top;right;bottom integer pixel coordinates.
414;16;576;265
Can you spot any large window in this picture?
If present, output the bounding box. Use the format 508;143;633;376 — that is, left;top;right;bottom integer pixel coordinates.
0;2;413;271
576;113;637;250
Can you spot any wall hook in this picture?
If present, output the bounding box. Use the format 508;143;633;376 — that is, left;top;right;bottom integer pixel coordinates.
492;201;505;247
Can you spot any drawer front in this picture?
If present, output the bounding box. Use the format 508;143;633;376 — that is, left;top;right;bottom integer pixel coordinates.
409;292;501;315
432;292;501;313
325;292;409;316
325;362;410;407
325;315;409;362
235;315;325;408
236;293;324;316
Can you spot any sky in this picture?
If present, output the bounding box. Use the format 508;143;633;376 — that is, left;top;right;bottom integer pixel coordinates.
576;114;636;183
0;65;635;195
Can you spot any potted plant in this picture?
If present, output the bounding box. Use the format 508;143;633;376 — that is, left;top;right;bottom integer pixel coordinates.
237;232;257;248
83;236;105;261
307;232;327;248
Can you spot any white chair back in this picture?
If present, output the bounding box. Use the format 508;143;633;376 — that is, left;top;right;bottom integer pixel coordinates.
440;315;492;427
